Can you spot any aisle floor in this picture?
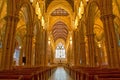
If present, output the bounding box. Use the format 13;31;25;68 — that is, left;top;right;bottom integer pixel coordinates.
48;67;73;80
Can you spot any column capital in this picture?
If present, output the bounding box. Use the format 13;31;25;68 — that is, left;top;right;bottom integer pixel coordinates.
80;42;86;45
35;42;40;45
4;15;19;22
86;33;95;36
25;34;34;37
101;14;115;20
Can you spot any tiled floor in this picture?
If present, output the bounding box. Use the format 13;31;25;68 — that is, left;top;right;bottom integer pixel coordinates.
48;67;73;80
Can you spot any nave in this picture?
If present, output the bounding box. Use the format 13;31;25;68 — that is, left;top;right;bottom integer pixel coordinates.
0;0;120;80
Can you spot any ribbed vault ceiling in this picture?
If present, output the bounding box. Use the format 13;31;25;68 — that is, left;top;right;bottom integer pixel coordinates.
52;21;68;42
45;0;74;11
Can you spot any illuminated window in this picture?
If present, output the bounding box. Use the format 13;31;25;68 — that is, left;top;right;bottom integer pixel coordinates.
55;43;66;58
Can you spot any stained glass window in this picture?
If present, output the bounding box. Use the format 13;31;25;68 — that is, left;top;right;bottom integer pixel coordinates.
55;43;66;58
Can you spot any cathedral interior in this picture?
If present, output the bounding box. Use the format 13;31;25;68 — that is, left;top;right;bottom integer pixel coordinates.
0;0;120;80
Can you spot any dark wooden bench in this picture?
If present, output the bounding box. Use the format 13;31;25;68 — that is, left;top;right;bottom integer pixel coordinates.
95;74;120;80
83;69;120;80
65;66;120;80
0;65;57;80
0;70;38;80
0;75;23;80
68;66;100;80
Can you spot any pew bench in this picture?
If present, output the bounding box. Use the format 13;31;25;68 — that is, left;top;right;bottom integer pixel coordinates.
0;79;21;80
65;66;120;80
94;74;120;80
83;70;120;80
0;66;57;80
0;75;23;80
0;72;35;80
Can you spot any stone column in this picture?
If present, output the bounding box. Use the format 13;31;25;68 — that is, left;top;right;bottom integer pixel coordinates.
76;30;80;66
1;0;20;70
50;48;54;64
86;33;96;67
71;32;74;65
79;42;86;66
41;29;47;66
79;33;86;66
67;45;70;65
47;42;53;65
1;15;19;70
100;0;120;68
44;30;48;66
96;45;102;66
86;16;96;67
35;42;39;66
35;25;41;66
37;23;43;66
79;22;86;66
102;42;107;65
40;30;44;66
24;24;33;67
85;9;97;67
19;45;23;66
73;30;79;66
73;30;77;66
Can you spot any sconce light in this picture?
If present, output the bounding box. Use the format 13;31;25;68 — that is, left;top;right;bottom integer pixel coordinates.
30;0;33;3
86;0;89;2
19;46;21;49
70;39;72;44
48;40;50;45
98;42;101;48
70;37;72;44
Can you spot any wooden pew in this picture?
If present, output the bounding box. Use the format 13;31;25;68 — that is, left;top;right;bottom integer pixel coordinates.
0;79;21;80
0;70;37;80
68;66;100;80
0;75;23;80
82;69;120;80
94;74;120;80
65;66;120;80
0;65;57;80
16;66;56;80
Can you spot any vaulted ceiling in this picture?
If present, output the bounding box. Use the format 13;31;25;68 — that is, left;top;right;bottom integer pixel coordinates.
45;0;74;12
0;0;120;48
46;0;72;45
52;21;68;42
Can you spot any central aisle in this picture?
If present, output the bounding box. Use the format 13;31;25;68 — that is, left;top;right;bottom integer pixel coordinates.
48;67;73;80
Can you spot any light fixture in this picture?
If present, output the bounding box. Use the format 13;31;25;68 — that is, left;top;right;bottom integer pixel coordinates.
98;42;101;48
19;46;21;49
48;40;50;44
30;0;33;3
86;0;89;2
70;39;72;44
70;36;72;44
41;16;45;27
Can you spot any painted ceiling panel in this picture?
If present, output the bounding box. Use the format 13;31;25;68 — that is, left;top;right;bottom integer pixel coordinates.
52;21;68;42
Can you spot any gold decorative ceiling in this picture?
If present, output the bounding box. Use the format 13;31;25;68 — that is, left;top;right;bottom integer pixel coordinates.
0;0;120;49
45;0;74;12
52;21;68;42
51;8;69;16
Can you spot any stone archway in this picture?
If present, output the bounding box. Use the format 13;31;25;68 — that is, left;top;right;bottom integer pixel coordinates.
85;1;101;67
